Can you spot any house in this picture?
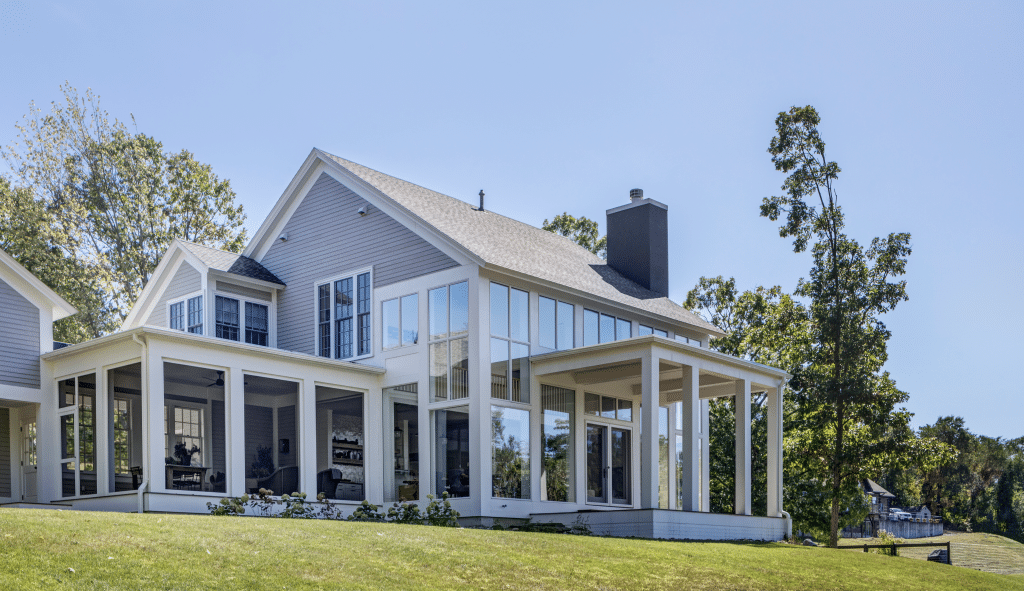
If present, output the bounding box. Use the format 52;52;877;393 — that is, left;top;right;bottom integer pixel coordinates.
0;150;790;540
863;478;896;517
904;505;932;520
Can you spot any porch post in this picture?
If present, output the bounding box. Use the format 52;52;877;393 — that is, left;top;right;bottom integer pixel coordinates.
767;384;783;517
227;367;245;496
734;378;751;515
700;398;710;512
299;379;317;498
679;364;700;511
146;347;166;492
639;349;660;509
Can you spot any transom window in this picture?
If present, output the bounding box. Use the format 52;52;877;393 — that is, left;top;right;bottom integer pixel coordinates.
674;334;702;347
169;294;203;334
638;325;668;338
583;309;632;346
539;296;574;351
316;270;373;360
585;392;633;422
490;283;530;403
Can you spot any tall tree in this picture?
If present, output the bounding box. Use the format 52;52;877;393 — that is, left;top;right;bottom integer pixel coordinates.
1;84;247;340
761;105;946;546
542;213;607;258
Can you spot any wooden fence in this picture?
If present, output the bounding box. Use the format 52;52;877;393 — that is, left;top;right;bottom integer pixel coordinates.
837;541;952;564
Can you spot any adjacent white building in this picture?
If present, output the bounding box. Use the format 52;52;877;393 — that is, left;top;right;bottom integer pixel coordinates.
0;150;790;540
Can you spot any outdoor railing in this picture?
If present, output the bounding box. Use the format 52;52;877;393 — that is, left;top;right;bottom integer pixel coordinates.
837;541;951;564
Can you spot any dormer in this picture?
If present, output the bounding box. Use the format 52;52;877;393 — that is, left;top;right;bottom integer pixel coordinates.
122;239;286;347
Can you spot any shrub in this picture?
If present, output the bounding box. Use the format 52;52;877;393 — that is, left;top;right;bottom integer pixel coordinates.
387;502;423;524
347;500;387;522
423;493;461;527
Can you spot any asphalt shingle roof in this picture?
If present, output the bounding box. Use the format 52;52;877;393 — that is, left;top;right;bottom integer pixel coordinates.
863;478;896;498
320;151;722;335
180;241;286;286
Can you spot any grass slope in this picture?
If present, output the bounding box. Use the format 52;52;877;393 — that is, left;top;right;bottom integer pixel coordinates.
1;509;1022;591
839;531;1024;575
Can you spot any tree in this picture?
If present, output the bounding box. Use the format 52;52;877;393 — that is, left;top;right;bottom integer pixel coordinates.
1;84;246;340
760;105;949;546
541;213;606;258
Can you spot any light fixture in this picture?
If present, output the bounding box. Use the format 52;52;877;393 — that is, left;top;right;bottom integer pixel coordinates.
357;206;368;217
278;232;289;242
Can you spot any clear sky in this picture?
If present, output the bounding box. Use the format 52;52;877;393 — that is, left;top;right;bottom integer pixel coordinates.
1;1;1021;438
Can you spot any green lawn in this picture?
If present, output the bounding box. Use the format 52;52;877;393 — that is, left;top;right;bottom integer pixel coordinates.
839;531;1024;575
1;509;1022;591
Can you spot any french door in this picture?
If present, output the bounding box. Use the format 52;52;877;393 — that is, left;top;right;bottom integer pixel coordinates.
585;423;632;506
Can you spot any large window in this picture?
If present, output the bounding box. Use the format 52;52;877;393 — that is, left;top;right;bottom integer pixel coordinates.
539;297;574;351
490;283;530;403
316;386;365;502
316;270;372;360
433;406;471;498
383;294;418;350
492;406;531;499
541;385;575;502
169;294;203;334
429;282;469;401
583;310;632;346
58;374;97;497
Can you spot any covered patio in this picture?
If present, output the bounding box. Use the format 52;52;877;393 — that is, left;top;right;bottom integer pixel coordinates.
528;335;790;540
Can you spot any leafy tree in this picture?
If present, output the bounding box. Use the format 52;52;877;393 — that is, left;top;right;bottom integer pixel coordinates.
1;83;246;340
761;105;950;546
542;213;606;258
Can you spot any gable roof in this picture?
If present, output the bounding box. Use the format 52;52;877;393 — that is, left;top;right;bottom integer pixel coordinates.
0;248;77;320
862;478;896;498
250;150;722;335
178;240;285;286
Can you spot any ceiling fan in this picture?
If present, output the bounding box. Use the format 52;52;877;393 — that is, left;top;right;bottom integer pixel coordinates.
205;371;247;387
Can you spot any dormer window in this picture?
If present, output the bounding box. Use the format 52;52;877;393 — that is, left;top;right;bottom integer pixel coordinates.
315;269;372;360
214;293;270;347
168;294;203;334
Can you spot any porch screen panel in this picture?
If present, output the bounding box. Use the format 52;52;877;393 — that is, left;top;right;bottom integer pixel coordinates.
78;375;97;495
434;406;471;498
541;385;574;502
491;406;531;499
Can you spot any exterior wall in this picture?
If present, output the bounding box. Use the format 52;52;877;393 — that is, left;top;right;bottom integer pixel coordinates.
0;277;41;388
215;281;272;302
145;261;201;329
260;172;460;355
0;407;10;498
532;509;789;541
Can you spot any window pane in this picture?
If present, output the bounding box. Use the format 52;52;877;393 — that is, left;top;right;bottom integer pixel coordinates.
583;310;599;346
450;338;469;400
429;342;449;402
617;398;632;422
318;285;331;357
638;325;653;336
215;296;240;341
434;406;471;498
654;328;668;338
539;297;556;349
357;273;372;356
450;282;469;336
557;301;574;350
599;314;615;344
660;406;669;509
510;342;530;404
357;273;371;315
245;302;269;346
429;286;448;340
188;296;203;334
611;428;631;504
382;387;417;503
510;288;528;342
78;375;97;495
584;392;600;416
336;279;353;358
491;406;531;499
169;302;184;330
383;298;400;349
358;313;371;356
490;338;509;400
601;396;616;419
541;385;574;502
675;334;689;344
616;318;631;340
60;413;75;460
59;378;75;409
490;283;509;337
401;294;418;346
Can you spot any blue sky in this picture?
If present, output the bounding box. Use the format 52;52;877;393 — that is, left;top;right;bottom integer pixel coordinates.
1;1;1021;438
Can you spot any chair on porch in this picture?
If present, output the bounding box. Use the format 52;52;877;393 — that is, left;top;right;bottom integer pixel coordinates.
316;468;343;499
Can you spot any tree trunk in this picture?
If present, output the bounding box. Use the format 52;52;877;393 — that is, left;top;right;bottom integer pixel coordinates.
829;402;845;548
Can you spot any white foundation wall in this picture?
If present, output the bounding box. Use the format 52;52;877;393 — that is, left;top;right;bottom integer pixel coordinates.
532;509;790;541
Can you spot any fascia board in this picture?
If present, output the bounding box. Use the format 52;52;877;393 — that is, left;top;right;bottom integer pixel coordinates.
482;265;727;338
208;270;285;291
0;249;77;320
244;149;325;260
121;241;208;330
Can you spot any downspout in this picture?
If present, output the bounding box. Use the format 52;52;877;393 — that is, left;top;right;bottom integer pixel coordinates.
781;510;793;541
132;332;149;513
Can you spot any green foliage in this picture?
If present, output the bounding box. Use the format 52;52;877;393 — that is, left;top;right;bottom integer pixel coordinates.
423;493;461;527
250;445;275;479
872;529;906;556
541;213;607;258
346;500;387;522
0;83;246;341
386;501;423;524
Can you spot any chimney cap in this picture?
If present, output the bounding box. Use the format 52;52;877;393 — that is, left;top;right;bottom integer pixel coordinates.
629;188;644;202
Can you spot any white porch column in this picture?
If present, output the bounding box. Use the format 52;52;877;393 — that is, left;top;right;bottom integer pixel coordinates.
734;378;751;516
146;347;166;492
227;367;245;496
679;364;700;511
767;385;783;517
299;379;317;498
639;350;660;509
700;398;710;512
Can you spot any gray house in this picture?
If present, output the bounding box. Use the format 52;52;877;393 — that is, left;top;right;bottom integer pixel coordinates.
1;150;791;540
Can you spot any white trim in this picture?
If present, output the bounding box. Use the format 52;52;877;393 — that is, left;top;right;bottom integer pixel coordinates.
311;266;374;363
165;290;205;334
0;248;77;320
122;240;206;330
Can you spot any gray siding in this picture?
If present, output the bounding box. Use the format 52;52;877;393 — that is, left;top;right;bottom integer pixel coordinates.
146;263;201;328
0;277;40;389
261;172;459;354
0;408;10;497
215;281;271;302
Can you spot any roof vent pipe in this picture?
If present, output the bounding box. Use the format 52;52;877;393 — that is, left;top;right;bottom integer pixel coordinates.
630;188;644;202
479;189;485;212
